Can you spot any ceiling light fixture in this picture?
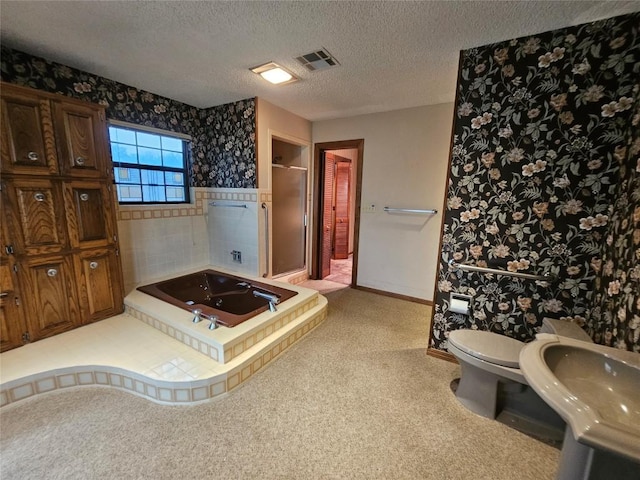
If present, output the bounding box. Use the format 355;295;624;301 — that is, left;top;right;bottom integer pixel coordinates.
250;62;298;85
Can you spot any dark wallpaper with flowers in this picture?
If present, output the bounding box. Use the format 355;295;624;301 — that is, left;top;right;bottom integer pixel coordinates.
0;46;257;188
431;13;640;352
589;89;640;351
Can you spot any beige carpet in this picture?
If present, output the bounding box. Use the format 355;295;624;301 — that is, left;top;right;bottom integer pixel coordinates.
0;289;559;479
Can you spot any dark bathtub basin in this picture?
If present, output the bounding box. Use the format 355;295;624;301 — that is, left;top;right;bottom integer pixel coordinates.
137;269;298;327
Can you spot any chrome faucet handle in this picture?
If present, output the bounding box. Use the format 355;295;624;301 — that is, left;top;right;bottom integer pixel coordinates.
208;315;219;330
192;308;203;323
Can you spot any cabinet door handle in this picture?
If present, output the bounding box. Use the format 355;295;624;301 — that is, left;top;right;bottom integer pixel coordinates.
27;151;39;161
80;193;90;202
47;268;58;277
34;192;46;202
89;261;99;269
75;156;86;166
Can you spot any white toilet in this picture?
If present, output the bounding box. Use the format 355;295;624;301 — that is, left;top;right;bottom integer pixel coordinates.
447;318;592;423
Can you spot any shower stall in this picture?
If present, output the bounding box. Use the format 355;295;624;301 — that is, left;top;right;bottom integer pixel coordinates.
271;138;309;277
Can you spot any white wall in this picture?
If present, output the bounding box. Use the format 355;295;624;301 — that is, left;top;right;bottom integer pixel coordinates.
313;103;454;301
256;98;312;189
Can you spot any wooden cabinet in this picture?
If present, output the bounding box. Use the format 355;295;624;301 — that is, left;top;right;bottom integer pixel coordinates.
0;83;124;352
54;101;109;178
64;181;115;249
18;256;81;340
75;248;123;322
0;261;24;352
3;178;68;256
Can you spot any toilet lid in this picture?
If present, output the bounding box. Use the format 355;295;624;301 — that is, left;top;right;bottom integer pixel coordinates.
448;330;524;368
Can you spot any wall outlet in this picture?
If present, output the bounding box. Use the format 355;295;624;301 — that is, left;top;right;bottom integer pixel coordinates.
362;203;376;213
231;250;242;263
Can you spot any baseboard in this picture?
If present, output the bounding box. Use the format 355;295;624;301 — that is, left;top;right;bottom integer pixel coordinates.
352;285;432;305
426;347;458;363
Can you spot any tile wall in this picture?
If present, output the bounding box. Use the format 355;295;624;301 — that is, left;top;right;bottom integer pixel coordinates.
117;188;210;293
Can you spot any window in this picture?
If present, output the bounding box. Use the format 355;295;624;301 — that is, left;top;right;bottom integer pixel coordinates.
108;124;190;204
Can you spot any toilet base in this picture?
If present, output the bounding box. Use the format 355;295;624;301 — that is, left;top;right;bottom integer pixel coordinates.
453;359;565;443
453;360;503;418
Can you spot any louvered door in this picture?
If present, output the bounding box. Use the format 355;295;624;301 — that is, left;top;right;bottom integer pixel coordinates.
333;161;351;260
321;152;336;278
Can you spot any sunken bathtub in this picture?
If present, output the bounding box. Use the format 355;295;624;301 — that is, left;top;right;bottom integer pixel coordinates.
137;269;298;328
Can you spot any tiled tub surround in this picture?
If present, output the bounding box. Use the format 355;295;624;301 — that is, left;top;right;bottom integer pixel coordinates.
0;271;327;407
125;266;321;364
207;189;261;276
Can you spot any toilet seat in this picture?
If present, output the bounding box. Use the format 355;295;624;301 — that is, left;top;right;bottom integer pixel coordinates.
448;330;524;368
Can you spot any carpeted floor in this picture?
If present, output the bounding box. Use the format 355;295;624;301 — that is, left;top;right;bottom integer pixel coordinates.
0;288;559;479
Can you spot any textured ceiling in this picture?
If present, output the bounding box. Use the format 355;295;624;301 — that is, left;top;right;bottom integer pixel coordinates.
1;1;639;121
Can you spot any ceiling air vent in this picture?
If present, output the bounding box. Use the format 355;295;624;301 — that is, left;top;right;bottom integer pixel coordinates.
295;48;340;72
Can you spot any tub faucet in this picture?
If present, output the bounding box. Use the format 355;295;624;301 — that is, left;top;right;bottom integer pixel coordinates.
253;290;280;312
192;308;203;323
208;315;219;330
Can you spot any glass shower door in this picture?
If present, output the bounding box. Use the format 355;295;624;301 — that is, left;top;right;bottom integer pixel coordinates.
272;165;307;276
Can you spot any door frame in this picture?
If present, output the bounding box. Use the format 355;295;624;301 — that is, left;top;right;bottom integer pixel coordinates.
311;139;364;284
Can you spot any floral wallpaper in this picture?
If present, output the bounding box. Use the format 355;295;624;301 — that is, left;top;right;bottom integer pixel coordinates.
197;100;256;188
589;89;640;352
431;13;640;352
0;45;257;188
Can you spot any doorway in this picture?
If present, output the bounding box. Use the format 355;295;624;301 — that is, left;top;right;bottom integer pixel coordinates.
312;140;364;286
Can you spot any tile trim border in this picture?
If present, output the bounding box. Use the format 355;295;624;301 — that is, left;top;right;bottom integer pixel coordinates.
125;289;319;364
0;298;327;408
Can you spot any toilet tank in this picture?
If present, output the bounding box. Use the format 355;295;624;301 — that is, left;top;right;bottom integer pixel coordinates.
540;318;592;343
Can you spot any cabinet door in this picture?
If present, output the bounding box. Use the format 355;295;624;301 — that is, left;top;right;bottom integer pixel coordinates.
0;89;57;175
3;178;68;256
75;248;123;323
54;101;109;178
0;192;27;352
64;181;116;249
0;294;24;352
18;256;81;341
0;263;25;352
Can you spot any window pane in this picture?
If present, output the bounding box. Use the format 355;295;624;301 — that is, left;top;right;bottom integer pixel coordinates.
136;132;161;148
109;127;136;145
138;147;162;166
165;171;183;186
162;150;183;168
166;187;185;201
143;185;166;202
111;143;138;164
161;136;183;152
115;167;141;184
117;185;142;202
141;169;165;186
110;123;189;204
